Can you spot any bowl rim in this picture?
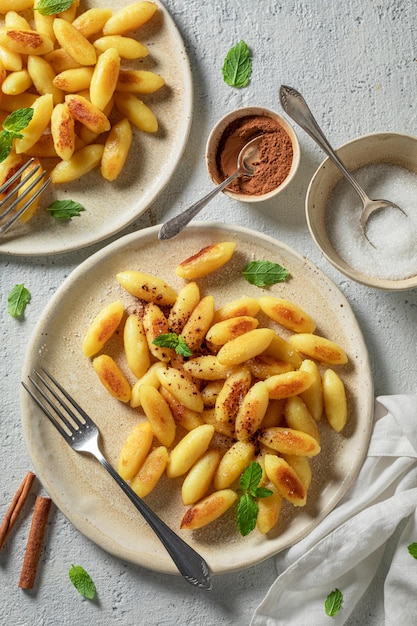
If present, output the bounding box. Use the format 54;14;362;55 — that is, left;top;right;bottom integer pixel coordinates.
306;131;417;290
205;105;300;202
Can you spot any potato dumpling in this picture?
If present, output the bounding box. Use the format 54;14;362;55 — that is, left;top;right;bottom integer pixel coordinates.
82;300;124;358
175;242;236;279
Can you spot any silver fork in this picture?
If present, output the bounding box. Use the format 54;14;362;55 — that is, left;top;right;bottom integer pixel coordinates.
0;158;50;237
22;368;212;591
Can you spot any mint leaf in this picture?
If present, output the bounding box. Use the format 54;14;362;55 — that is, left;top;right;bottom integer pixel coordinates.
236;462;272;536
47;199;85;220
35;0;73;15
240;461;263;493
222;40;252;88
0;132;14;163
408;542;417;559
253;486;273;498
237;493;258;536
0;108;34;163
3;108;34;134
242;260;290;287
68;565;96;599
7;284;31;318
325;588;343;617
152;332;193;357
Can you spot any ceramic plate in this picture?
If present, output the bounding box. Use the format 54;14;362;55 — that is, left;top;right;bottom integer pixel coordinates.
21;223;374;574
0;0;192;256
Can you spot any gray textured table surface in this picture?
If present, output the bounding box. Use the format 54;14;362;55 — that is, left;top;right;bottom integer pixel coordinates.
1;1;416;624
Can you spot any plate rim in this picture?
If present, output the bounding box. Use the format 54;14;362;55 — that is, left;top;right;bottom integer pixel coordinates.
20;222;375;574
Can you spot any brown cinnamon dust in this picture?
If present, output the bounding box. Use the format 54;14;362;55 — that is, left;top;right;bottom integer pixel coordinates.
215;115;293;195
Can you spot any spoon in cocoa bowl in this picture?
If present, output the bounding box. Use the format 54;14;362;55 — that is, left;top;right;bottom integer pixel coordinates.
158;135;261;240
279;85;406;243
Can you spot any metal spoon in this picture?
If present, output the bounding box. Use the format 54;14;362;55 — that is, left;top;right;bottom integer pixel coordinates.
158;135;261;240
279;85;406;242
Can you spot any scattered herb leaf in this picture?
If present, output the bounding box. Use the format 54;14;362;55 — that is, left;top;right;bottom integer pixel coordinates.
0;133;14;163
152;332;193;357
408;542;417;559
324;588;343;617
240;460;263;494
68;564;96;599
237;493;258;536
47;199;85;220
3;108;34;135
0;108;34;163
35;0;73;15
237;462;272;536
222;40;252;88
242;260;290;287
7;284;31;318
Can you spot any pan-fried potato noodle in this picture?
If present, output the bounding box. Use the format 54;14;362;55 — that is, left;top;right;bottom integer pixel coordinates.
82;242;350;534
0;1;165;222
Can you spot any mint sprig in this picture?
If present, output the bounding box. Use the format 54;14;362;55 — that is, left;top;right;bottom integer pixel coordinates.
68;564;96;599
47;199;85;220
237;462;272;536
222;40;252;88
152;332;193;357
7;284;31;318
35;0;73;15
324;588;343;617
242;260;290;287
0;108;34;163
408;542;417;559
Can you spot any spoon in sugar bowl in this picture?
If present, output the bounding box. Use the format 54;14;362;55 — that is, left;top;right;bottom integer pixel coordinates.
158;135;261;240
279;85;406;243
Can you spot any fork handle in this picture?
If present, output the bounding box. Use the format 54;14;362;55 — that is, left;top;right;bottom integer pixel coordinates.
97;454;212;590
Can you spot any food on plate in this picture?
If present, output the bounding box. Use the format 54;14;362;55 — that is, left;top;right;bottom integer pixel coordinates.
180;489;238;530
116;270;177;305
123;313;150;379
181;448;221;505
322;368;347;432
118;420;153;480
82;241;350;535
263;454;307;506
175;242;236;279
82;299;124;358
138;384;176;447
288;333;348;365
258;295;316;333
92;353;131;403
0;0;165;222
213;440;255;490
130;445;169;498
166;424;214;479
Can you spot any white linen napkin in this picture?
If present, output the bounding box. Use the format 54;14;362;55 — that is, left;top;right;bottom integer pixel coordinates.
251;395;417;626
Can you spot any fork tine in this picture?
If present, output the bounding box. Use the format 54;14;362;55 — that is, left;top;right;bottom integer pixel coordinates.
22;379;72;442
0;162;42;211
0;175;50;236
0;168;47;219
39;367;94;426
31;369;87;430
0;158;35;195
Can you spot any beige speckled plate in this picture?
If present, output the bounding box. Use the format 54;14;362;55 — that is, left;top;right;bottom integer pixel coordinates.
0;0;192;256
21;223;374;574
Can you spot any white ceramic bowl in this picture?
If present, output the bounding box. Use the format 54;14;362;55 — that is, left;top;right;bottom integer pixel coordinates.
206;106;300;202
306;132;417;290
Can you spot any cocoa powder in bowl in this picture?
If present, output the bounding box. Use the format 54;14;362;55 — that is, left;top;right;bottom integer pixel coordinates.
215;115;294;196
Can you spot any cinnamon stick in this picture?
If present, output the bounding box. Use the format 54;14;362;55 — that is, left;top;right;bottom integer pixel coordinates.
0;471;36;550
18;496;52;589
